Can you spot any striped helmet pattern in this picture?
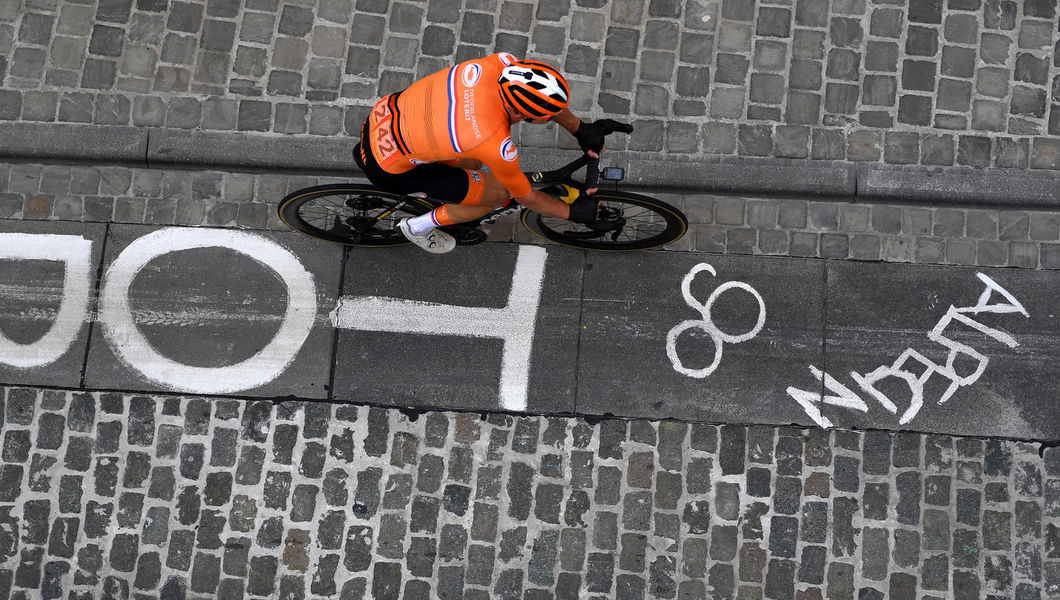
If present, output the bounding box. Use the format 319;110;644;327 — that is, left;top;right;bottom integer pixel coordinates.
498;59;570;119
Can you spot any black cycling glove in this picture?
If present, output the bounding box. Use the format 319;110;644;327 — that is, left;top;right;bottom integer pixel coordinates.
573;120;607;154
573;119;631;154
568;195;599;223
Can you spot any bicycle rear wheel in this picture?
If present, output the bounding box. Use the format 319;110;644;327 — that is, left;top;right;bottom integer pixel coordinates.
278;184;435;246
520;191;688;251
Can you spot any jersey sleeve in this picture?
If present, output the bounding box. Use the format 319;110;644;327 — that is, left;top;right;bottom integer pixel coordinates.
477;133;532;198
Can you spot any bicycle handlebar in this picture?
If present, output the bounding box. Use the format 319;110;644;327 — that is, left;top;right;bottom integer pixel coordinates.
584;119;633;190
585;156;600;190
525;120;634;191
585;121;631;189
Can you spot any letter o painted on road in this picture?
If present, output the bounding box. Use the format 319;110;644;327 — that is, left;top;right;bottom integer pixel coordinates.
0;234;94;368
98;228;316;394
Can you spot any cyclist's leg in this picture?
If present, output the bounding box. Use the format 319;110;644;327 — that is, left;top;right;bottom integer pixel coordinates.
354;120;507;230
391;165;512;235
441;172;509;223
432;157;509;219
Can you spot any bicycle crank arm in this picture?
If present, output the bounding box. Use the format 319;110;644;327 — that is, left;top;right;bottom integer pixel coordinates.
374;200;416;223
339;200;414;241
439;225;487;246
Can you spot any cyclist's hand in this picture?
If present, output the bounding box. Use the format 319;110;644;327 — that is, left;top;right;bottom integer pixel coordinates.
574;118;633;155
574;120;607;155
568;195;599;223
592;119;633;134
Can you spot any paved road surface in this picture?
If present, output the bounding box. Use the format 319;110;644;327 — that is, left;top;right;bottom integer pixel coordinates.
2;0;1059;597
2;220;1057;442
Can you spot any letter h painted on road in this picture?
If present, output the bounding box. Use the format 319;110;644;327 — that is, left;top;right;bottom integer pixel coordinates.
331;245;547;411
1;230;546;406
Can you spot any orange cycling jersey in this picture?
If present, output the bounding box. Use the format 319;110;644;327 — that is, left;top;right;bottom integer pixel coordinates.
367;53;533;198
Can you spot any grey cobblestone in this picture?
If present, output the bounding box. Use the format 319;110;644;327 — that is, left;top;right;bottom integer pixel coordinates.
0;12;1058;600
0;387;1048;599
0;1;1056;173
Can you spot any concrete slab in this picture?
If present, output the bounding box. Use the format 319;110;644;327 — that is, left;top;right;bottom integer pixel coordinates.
0;123;147;166
823;261;1060;440
519;148;858;197
331;243;581;414
858;164;1060;208
576;253;826;425
616;154;858;196
147;129;360;175
83;225;342;398
0;220;107;388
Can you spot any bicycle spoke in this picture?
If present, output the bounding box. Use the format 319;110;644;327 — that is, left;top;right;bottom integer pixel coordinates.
278;186;429;246
315;197;346;210
522;192;687;251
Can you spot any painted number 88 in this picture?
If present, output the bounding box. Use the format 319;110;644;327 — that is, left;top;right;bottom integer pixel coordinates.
666;263;766;379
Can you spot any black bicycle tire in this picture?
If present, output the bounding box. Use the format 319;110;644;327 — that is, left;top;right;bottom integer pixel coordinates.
278;184;436;247
520;191;688;251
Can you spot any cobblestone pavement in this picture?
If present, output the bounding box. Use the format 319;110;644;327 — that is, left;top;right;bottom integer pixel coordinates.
2;160;1060;268
0;0;1058;172
0;387;1055;600
3;4;1060;599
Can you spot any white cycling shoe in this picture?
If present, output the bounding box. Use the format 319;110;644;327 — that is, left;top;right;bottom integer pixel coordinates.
398;218;456;254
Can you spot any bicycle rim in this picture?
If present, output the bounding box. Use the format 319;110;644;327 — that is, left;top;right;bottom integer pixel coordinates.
521;191;688;251
278;184;435;246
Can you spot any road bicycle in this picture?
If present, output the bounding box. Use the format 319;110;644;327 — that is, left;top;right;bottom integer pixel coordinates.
278;121;688;252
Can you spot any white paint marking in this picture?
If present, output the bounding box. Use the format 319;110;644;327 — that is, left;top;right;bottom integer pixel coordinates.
97;228;316;394
786;365;868;429
816;366;869;411
786;387;833;429
936;306;1018;349
968;273;1030;317
786;271;1029;429
851;349;934;424
330;245;547;411
667;263;766;378
928;308;994;404
0;234;93;368
844;272;1029;426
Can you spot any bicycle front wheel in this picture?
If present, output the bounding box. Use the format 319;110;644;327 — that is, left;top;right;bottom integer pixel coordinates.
278;184;435;246
521;191;688;251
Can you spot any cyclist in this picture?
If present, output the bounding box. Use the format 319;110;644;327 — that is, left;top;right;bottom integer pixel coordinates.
353;53;610;254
